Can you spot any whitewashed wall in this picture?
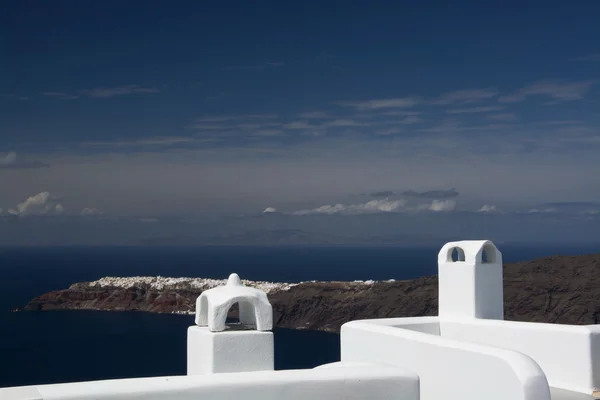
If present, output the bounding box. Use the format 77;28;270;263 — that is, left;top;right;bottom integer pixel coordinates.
341;317;551;400
0;364;419;400
441;319;600;395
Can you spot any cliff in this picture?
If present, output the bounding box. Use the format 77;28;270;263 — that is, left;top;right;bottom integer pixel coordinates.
22;253;600;332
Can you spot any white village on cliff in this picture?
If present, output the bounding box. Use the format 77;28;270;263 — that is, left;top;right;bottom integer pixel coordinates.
1;240;599;400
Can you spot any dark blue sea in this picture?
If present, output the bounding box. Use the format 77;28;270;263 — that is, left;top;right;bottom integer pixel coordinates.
1;243;598;388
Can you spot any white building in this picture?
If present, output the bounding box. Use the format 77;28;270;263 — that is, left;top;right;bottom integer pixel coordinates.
1;240;598;400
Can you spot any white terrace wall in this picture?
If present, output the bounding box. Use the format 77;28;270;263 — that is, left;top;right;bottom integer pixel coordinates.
341;317;551;400
440;319;600;395
0;365;419;400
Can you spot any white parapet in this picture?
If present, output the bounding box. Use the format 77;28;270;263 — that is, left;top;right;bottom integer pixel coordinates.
188;273;274;375
0;364;419;400
341;317;551;400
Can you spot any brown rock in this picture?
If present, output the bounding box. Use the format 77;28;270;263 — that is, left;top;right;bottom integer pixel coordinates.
22;253;600;332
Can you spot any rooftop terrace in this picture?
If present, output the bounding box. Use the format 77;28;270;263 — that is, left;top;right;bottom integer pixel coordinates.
1;240;598;400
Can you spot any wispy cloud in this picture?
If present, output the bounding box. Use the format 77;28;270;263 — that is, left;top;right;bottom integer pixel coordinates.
252;129;285;137
362;191;396;197
399;116;422;125
81;207;103;216
80;85;160;98
487;113;517;121
195;114;279;123
477;204;498;213
291;199;408;215
324;119;367;127
446;106;505;114
374;128;403;135
298;111;330;119
431;88;498;105
499;80;598;103
8;192;64;216
222;62;285;71
289;197;459;215
283;121;317;129
40;92;80;100
41;85;160;100
0;93;29;101
418;199;456;212
572;53;600;62
335;97;422;110
379;110;422;116
189;124;232;130
535;202;600;215
82;137;196;147
402;189;459;199
0;152;48;169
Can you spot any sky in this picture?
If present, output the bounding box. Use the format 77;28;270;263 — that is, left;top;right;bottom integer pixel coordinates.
1;1;599;244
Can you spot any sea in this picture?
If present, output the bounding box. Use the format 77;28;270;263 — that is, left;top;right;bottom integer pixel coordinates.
1;243;598;388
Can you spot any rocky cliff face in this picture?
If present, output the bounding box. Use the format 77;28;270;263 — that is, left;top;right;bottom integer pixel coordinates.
23;253;600;332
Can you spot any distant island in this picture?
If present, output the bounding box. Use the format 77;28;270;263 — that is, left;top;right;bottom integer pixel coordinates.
21;253;600;332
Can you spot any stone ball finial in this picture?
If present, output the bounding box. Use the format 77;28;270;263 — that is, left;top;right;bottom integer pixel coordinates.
194;273;273;332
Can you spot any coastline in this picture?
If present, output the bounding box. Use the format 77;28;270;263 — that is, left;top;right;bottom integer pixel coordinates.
19;253;600;332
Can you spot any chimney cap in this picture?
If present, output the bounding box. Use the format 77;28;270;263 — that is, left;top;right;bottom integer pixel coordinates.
195;273;273;332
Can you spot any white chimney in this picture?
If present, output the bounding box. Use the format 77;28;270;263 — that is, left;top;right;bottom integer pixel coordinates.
187;273;274;375
437;240;504;320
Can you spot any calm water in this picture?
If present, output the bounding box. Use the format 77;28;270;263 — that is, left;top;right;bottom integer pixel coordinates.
0;244;598;388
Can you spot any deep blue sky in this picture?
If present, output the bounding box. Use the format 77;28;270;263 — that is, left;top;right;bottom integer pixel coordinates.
1;1;599;243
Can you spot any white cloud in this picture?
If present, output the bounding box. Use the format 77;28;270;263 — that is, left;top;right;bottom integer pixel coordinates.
487;113;517;121
40;92;80;100
477;204;497;213
526;207;557;214
572;53;600;62
400;116;422;125
324;119;367;127
379;110;422;116
0;152;17;166
253;129;285;137
79;85;160;98
0;152;47;169
432;89;498;105
41;85;160;100
190;124;231;130
194;115;278;123
283;121;316;129
298;111;330;119
419;199;456;212
81;208;103;216
222;62;285;71
263;207;277;213
8;192;65;216
336;97;422;110
446;106;505;114
0;93;29;101
374;128;403;136
499;80;598;103
292;199;408;215
82;137;196;147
